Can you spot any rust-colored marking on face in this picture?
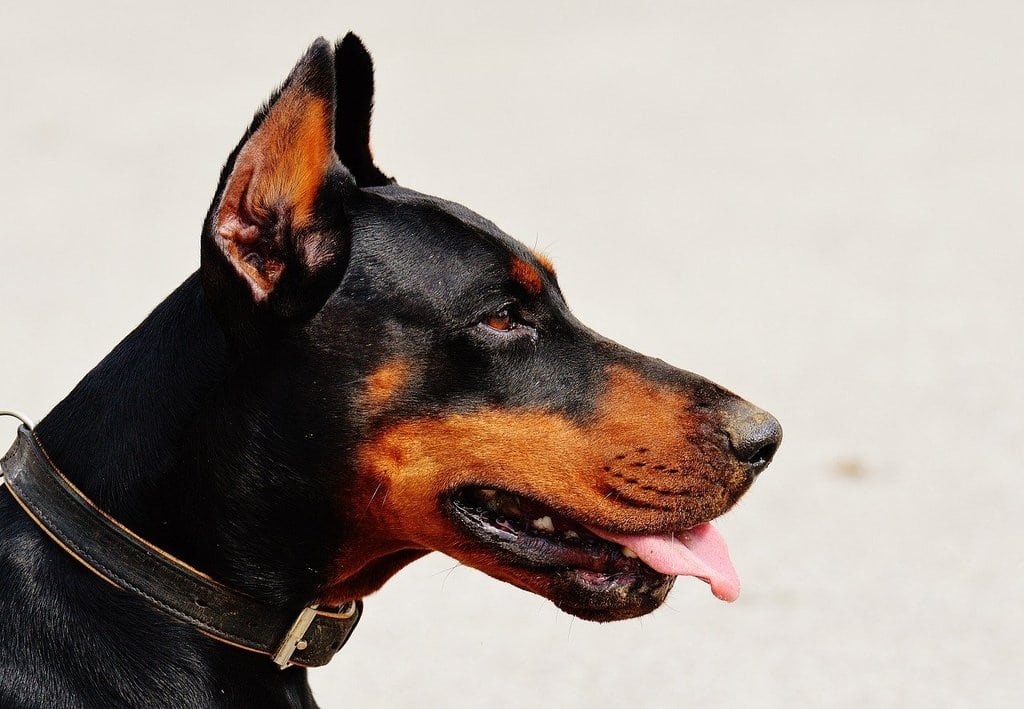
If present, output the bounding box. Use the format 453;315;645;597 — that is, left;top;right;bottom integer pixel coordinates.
531;250;556;277
363;360;410;410
323;366;746;602
510;257;543;295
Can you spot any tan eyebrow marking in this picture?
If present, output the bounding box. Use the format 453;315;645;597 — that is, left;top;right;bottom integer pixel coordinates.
510;257;543;295
530;250;556;277
364;360;410;410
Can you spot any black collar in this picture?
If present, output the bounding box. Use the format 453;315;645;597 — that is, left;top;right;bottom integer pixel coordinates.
0;426;361;669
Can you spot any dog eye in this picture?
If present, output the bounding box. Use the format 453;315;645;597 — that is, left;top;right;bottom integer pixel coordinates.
483;308;518;332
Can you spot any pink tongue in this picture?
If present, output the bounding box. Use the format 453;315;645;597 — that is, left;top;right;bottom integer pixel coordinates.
585;522;741;602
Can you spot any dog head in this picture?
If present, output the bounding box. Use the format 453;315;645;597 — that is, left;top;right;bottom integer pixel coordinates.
200;36;781;622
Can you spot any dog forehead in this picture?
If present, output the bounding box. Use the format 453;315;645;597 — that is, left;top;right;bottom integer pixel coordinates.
357;186;522;255
363;185;504;229
346;186;534;296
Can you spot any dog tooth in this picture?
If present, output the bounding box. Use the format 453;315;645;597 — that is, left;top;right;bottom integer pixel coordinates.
622;546;639;559
478;489;497;499
532;516;555;533
564;530;579;539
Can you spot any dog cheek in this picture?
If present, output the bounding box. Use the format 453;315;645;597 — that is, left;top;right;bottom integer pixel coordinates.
350;436;451;547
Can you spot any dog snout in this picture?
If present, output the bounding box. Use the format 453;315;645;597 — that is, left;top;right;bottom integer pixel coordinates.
722;401;782;474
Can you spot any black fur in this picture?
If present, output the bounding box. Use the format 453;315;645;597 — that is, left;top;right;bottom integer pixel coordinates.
334;33;392;187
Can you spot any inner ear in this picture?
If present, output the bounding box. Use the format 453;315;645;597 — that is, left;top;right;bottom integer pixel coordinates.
213;38;340;304
334;33;392;187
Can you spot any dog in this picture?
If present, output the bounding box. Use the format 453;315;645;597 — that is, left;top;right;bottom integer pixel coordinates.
0;34;781;707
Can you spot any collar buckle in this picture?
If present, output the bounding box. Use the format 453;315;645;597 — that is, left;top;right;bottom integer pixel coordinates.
272;601;357;669
273;605;320;668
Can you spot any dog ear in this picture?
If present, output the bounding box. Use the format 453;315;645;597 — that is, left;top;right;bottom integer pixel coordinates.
205;38;349;320
333;33;391;187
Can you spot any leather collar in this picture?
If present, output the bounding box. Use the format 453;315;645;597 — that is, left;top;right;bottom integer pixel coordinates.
0;426;361;669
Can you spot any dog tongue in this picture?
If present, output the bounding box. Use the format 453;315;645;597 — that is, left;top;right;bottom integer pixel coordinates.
585;522;741;602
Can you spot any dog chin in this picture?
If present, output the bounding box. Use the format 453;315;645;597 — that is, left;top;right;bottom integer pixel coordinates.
543;569;676;622
450;554;676;623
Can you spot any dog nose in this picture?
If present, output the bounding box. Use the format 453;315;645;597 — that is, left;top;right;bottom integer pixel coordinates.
722;401;782;473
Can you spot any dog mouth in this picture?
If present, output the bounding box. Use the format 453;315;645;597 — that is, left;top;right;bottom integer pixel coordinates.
448;486;740;620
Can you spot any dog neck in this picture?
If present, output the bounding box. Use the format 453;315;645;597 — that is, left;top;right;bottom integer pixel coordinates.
22;272;339;604
1;273;343;704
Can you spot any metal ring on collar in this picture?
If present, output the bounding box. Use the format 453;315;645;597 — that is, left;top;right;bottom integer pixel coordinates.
0;411;36;430
0;412;35;486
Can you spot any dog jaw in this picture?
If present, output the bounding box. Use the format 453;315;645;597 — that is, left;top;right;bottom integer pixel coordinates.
319;366;754;620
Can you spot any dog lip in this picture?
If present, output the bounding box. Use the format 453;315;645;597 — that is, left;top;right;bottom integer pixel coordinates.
444;486;678;620
445;484;728;546
445;485;740;602
446;483;705;537
445;487;669;578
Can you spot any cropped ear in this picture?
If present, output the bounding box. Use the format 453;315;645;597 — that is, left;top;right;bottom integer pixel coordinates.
206;38;349;318
334;33;392;187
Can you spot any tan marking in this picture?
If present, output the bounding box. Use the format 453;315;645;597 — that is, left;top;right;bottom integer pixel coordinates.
531;250;556;276
243;90;331;230
510;257;543;295
214;83;334;299
218;89;332;232
322;366;747;604
363;361;410;410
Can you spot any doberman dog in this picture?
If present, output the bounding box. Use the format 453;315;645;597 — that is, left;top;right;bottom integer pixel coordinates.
0;34;781;707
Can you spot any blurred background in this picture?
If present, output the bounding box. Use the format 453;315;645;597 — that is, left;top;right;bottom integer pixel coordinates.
1;1;1021;706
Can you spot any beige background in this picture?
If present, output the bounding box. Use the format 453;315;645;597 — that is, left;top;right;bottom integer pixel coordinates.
1;1;1022;707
